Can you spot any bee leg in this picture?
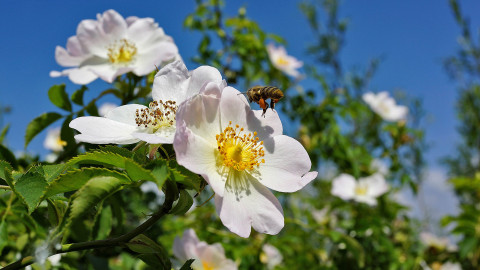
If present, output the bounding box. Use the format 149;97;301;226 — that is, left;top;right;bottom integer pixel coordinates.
259;98;269;117
270;99;277;111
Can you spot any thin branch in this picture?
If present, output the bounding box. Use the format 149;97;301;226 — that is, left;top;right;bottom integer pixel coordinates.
0;185;11;190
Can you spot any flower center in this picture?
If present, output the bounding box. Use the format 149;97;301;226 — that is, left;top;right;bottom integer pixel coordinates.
216;121;265;171
107;39;137;64
135;100;177;130
355;185;368;196
56;138;67;148
201;261;214;270
276;56;290;66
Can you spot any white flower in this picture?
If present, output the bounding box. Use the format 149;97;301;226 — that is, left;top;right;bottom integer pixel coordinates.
44;127;66;152
174;84;317;237
420;232;457;251
98;102;118;117
331;173;389;206
50;9;179;84
173;229;237;270
260;244;283;269
69;61;223;145
362;91;408;122
48;254;62;266
267;44;303;78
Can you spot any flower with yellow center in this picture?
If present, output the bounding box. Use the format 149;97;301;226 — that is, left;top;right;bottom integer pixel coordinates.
70;61;223;145
173;229;237;270
362;91;408;122
50;9;179;84
267;43;303;78
174;84;317;237
44;127;67;152
331;173;389;206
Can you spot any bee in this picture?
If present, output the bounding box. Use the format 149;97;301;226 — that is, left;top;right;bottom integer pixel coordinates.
244;86;284;117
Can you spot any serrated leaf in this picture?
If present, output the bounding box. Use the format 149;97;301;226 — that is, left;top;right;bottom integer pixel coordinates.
48;84;72;111
71;86;88;106
170;190;193;215
125;160;156;182
25;112;63;147
0;160;13;181
98;145;134;159
0;144;18;170
45;168;130;197
66;175;128;230
15;169;48;213
41;164;67;183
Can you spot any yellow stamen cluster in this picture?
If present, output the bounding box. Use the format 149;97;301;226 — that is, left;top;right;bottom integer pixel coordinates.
135;100;177;129
107;39;137;64
216;121;265;171
355;185;368;196
56;138;67;147
202;261;214;270
276;56;290;66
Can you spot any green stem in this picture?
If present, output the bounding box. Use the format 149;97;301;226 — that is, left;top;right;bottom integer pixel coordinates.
2;186;175;270
0;185;11;190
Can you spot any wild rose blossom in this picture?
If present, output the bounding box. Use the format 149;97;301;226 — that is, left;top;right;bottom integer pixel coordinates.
331;173;388;206
44;127;66;152
69;61;223;144
50;9;179;84
173;229;237;270
260;244;283;269
267;43;303;78
98;102;118;117
362;91;408;122
174;83;317;237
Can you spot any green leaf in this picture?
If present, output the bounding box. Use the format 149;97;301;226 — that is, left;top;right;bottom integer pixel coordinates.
45;168;130;197
170;190;193;215
71;85;88;106
95;205;112;240
168;160;202;191
0;144;18;169
25;112;63;147
48;84;72;112
66;175;128;230
0;160;13;182
0;123;9;144
61;115;76;153
14;168;48;213
146;159;169;188
127;234;171;269
40;164;67;183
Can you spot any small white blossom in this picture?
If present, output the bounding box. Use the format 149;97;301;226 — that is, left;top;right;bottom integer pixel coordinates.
260;244;283;269
267;44;303;78
362;91;408;122
44;127;66;152
420;232;457;251
98;102;118;117
331;173;389;206
51;9;179;84
173;229;237;270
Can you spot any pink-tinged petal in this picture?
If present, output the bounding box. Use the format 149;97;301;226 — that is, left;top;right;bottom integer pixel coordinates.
133;42;179;76
174;128;225;196
247;109;283;140
125;16;139;26
55;46;83;67
173;229;201;261
126;17;161;47
99;10;127;38
81;58;132;83
132;127;175;144
105;104;146;126
175;82;222;142
76;19;109;56
257;135;315;192
220;87;250;129
50;68;98;85
331;174;356;200
198;245;238;270
66;36;87;57
186;65;223;98
70;116;139;144
215;175;284;238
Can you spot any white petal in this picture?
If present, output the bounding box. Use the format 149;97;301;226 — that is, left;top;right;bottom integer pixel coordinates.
331;174;356;200
132;129;175;144
70;116;139;144
82;58;132;83
99;10;127;38
76;19;109;56
173;229;200;261
248;109;283;140
220;87;250;129
126;17;161;47
186;65;223;98
215;175;284;238
257;135;316;192
105;104;146;126
174;128;225;196
133;42;178;76
68;68;99;85
198;245;237;270
55;46;83;67
364;173;389;197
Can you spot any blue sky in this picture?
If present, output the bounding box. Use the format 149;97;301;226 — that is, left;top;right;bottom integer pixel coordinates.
0;1;479;169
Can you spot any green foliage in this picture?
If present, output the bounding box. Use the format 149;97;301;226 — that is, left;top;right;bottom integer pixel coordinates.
48;84;72;112
24;112;62;147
